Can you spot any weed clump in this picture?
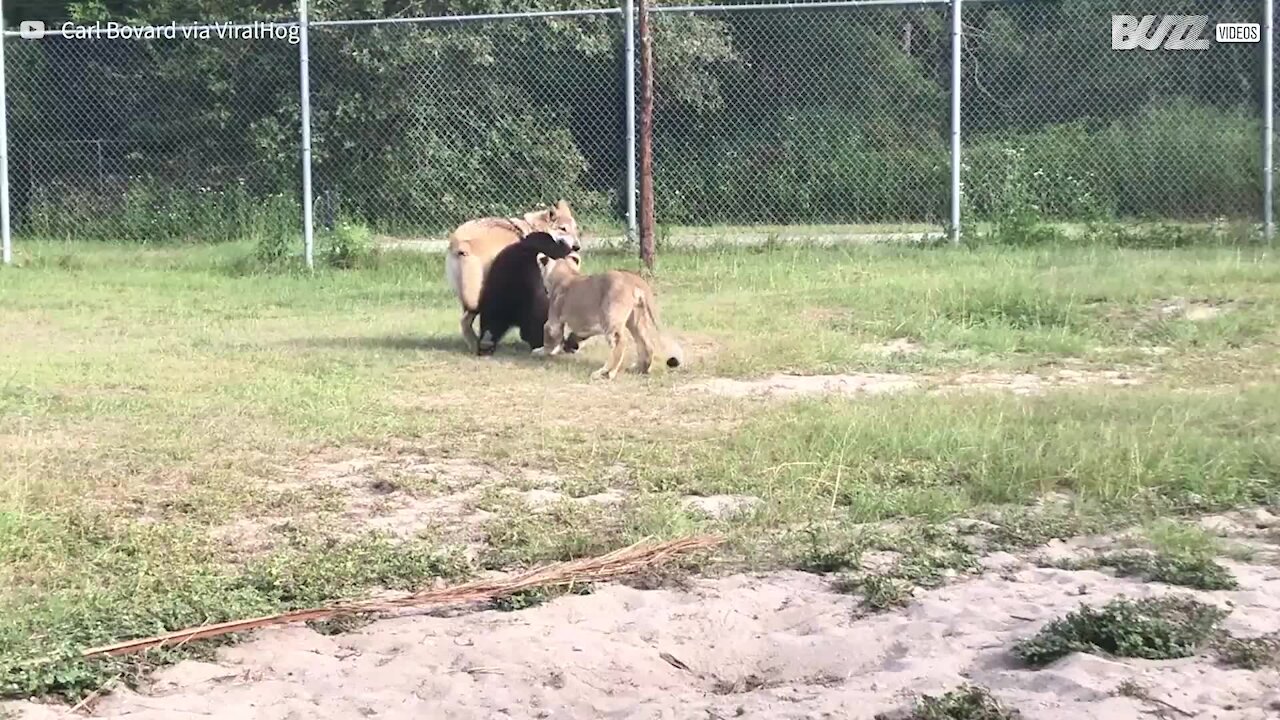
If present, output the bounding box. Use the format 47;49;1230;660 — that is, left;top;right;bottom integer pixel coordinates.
877;685;1022;720
1216;633;1280;670
856;575;914;611
1012;595;1228;667
830;526;979;613
1102;551;1237;591
1039;550;1238;591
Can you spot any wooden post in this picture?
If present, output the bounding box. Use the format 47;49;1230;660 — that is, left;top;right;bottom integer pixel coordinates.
637;0;656;271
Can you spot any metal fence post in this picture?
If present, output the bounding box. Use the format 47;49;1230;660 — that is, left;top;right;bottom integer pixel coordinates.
949;0;961;244
1266;0;1274;242
624;0;637;244
299;0;315;268
0;0;11;267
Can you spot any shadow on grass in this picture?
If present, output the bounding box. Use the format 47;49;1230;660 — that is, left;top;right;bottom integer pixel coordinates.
285;333;469;353
283;333;561;359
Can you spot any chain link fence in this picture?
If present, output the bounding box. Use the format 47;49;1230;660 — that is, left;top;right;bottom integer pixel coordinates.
308;12;628;239
0;0;1272;262
962;0;1264;224
650;4;950;234
5;28;300;246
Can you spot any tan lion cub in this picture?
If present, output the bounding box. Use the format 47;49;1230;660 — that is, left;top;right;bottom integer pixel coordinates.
531;252;683;380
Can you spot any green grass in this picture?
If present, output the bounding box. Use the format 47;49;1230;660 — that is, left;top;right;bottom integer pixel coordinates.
1;234;1278;700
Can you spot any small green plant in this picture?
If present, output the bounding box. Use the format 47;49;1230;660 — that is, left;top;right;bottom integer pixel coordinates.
1114;679;1147;699
796;526;863;573
254;230;292;267
880;685;1022;720
492;583;593;612
307;614;374;635
493;588;552;612
858;575;914;611
1012;595;1228;667
320;221;376;269
895;528;979;588
986;508;1091;552
967;146;1071;247
828;526;980;613
1216;633;1280;670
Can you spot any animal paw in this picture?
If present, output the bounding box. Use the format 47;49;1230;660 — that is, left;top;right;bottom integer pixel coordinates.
590;369;611;381
531;347;547;357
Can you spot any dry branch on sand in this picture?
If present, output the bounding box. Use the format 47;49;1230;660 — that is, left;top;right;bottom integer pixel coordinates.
81;535;722;660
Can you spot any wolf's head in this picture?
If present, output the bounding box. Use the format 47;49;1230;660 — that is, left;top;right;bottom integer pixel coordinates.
523;200;580;252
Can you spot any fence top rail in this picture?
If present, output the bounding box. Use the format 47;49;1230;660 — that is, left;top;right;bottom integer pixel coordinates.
653;0;948;12
0;0;951;37
2;20;295;37
0;7;623;37
0;0;963;38
312;7;622;28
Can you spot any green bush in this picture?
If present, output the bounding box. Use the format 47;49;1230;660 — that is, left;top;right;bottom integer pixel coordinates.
1012;595;1228;667
319;221;375;269
963;101;1259;224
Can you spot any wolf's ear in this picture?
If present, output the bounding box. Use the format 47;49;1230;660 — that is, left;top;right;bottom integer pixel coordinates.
537;253;551;268
567;253;581;267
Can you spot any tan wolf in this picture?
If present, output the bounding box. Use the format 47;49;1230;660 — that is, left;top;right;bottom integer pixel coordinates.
444;200;580;351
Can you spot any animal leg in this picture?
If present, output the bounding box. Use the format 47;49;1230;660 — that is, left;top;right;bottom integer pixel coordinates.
477;316;511;357
460;310;479;352
449;250;485;350
626;311;653;374
533;321;565;357
519;314;545;351
591;330;627;380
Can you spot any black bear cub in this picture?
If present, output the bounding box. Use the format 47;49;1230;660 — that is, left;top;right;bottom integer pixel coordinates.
476;231;581;356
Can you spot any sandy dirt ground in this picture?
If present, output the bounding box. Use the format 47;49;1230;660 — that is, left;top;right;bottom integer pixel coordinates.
9;544;1280;720
685;369;1149;401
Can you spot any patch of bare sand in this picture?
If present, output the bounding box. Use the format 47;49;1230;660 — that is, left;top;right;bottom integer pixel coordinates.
1195;509;1280;563
392;376;740;439
10;553;1279;720
211;451;637;559
682;494;764;520
1157;297;1241;322
860;338;925;356
689;367;1148;400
